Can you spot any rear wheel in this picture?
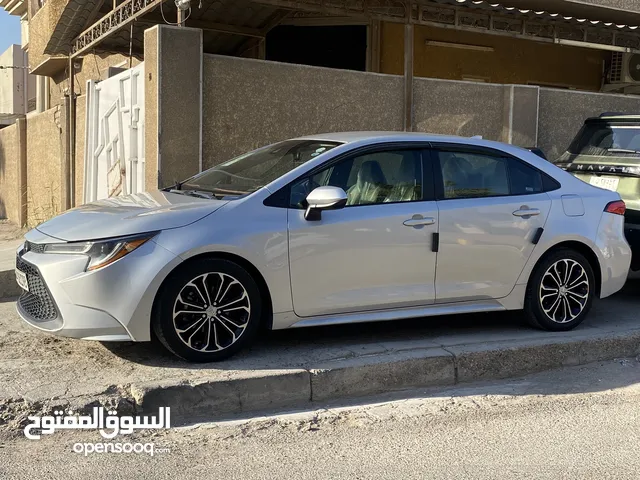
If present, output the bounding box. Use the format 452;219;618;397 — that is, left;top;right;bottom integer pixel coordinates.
152;258;263;362
524;249;595;331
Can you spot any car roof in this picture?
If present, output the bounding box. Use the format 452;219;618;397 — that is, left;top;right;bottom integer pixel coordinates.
586;115;640;123
295;131;502;147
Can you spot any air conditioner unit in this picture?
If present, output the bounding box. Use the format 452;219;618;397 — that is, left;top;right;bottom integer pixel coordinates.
609;52;640;84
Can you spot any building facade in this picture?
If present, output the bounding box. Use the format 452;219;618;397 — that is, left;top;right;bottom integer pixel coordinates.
3;0;640;227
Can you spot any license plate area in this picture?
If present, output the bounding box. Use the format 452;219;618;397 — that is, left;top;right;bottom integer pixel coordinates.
15;268;28;292
589;175;620;192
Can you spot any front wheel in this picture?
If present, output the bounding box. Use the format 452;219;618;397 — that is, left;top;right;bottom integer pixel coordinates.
524;249;595;331
152;258;263;362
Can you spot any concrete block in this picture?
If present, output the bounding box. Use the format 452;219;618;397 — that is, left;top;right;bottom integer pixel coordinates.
448;331;640;383
310;347;455;401
131;369;311;420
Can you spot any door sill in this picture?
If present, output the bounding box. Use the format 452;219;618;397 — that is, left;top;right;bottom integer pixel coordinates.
289;300;505;328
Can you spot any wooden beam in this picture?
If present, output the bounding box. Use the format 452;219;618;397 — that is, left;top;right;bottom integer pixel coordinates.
368;19;381;72
260;9;291;35
254;0;362;17
403;22;414;132
281;16;369;27
142;14;269;38
253;0;405;23
186;19;265;38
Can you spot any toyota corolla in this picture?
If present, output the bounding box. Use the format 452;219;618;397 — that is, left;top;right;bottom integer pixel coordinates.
15;133;631;362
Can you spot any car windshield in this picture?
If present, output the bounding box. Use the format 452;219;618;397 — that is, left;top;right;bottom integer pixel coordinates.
180;140;341;196
568;123;640;156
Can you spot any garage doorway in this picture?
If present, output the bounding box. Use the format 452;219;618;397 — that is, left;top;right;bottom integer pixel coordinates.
266;25;368;72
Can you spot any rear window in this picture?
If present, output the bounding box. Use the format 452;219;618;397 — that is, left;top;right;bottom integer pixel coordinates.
568;123;640;156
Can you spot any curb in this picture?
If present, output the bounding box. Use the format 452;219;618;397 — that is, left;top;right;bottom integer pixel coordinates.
127;329;640;421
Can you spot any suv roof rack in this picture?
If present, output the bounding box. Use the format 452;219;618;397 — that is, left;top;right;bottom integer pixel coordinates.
599;112;626;117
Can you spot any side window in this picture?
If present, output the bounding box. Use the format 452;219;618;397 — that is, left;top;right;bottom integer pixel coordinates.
508;158;543;195
436;150;545;199
289;150;423;207
437;151;509;199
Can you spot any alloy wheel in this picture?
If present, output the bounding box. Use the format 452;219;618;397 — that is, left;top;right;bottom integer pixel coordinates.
172;272;251;352
539;259;589;324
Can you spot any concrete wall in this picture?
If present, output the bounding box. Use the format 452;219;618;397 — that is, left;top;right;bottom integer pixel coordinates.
0;121;25;224
571;0;640;14
203;54;404;168
0;45;34;114
145;26;202;189
538;89;640;161
27;0;66;70
381;22;606;91
26;107;63;227
413;77;504;140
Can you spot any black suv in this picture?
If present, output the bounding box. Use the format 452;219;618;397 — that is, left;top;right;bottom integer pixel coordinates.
555;113;640;269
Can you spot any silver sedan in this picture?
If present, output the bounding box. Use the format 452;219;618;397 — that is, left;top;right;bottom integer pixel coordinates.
15;133;631;362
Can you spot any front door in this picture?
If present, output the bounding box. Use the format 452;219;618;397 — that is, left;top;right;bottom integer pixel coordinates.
432;146;552;302
287;148;438;317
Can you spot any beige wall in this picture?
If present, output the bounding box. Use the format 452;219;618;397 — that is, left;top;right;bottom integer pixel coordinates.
203;55;404;168
0;45;34;114
26;107;63;227
538;88;640;161
0;123;21;223
381;22;606;91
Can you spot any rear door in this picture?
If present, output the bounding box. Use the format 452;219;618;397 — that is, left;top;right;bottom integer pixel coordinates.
431;145;553;303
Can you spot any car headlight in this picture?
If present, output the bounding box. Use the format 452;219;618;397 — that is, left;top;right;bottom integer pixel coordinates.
42;234;155;271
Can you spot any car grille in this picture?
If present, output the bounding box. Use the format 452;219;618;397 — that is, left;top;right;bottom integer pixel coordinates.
16;256;58;322
24;240;45;253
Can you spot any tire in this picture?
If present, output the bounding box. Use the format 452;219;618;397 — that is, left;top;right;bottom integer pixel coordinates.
152;258;263;362
524;248;595;331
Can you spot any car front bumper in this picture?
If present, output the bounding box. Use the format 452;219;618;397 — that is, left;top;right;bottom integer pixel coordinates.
14;229;180;342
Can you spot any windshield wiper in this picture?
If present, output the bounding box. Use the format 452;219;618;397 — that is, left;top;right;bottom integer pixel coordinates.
168;189;214;199
607;148;640;154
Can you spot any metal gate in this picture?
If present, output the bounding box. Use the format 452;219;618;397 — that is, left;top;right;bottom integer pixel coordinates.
83;63;145;203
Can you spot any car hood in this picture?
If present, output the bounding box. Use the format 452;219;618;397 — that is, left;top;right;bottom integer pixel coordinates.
36;190;228;242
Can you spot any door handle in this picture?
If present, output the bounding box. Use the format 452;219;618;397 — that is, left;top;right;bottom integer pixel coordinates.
512;207;540;217
403;216;436;227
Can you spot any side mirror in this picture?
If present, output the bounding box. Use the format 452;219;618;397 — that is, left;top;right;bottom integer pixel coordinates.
304;186;348;221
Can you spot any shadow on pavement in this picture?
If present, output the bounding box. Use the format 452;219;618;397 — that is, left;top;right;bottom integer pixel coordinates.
100;277;640;374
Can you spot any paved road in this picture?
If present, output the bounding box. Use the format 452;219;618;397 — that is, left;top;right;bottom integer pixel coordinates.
2;359;640;479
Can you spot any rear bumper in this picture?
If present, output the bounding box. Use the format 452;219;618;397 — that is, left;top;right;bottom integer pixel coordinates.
595;212;632;298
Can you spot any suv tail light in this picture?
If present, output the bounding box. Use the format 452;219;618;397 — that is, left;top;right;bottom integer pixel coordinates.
604;200;626;216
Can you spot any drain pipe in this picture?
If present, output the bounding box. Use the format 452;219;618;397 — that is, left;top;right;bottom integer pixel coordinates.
67;55;76;209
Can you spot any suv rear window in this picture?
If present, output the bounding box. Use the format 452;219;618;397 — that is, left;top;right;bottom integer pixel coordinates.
568;123;640;156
